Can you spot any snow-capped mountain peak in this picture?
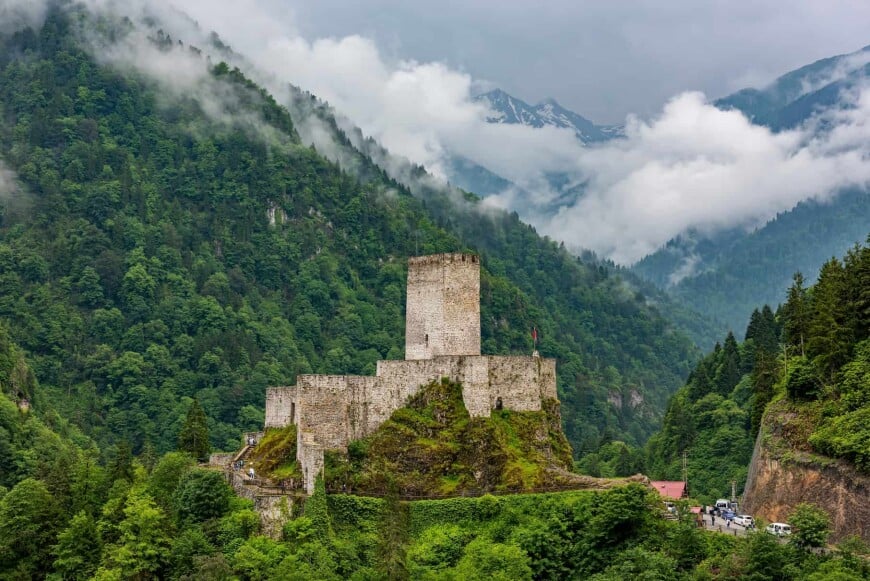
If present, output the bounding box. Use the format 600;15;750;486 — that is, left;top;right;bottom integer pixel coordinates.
476;89;623;143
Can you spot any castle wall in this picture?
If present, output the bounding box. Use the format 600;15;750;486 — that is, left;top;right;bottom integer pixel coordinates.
482;356;558;413
405;254;480;360
376;355;556;418
297;431;325;494
265;387;295;428
294;375;379;449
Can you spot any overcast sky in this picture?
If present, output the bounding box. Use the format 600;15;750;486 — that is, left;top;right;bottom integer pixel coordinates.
256;0;870;123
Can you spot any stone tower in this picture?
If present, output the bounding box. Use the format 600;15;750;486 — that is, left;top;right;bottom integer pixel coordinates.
405;253;481;360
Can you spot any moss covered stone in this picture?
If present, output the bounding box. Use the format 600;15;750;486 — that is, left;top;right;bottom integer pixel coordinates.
324;379;578;496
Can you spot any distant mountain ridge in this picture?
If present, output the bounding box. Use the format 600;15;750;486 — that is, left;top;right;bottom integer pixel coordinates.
476;88;622;143
634;43;870;336
715;44;870;130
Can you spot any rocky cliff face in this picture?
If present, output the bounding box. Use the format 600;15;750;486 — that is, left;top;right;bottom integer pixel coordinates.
743;402;870;543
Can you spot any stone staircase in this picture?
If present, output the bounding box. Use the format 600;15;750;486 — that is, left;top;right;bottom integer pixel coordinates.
208;431;299;538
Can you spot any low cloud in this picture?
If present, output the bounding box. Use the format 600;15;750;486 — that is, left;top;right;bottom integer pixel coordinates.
540;90;870;263
164;1;870;264
0;0;48;35
5;0;869;265
0;162;17;196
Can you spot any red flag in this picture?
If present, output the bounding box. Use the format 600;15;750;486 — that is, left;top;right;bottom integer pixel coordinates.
532;327;538;343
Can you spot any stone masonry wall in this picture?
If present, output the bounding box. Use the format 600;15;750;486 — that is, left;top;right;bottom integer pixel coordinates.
294;375;379;449
267;354;557;455
264;387;295;428
475;356;558;415
405;254;480;360
297;431;325;494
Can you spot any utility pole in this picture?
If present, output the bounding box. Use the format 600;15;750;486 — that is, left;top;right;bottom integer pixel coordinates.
731;479;737;509
682;451;688;497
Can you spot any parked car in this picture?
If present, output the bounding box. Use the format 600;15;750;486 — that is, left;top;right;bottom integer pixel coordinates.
733;515;755;527
722;509;736;521
715;499;730;513
766;522;792;536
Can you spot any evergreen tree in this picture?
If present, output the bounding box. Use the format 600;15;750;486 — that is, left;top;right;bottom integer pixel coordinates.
855;238;870;338
178;399;210;462
0;478;62;576
109;440;135;483
808;259;852;377
53;510;103;580
715;332;742;396
782;272;809;356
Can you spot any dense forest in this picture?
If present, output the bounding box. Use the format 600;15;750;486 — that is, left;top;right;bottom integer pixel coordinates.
641;239;870;502
0;3;700;462
3;376;868;578
635;42;870;338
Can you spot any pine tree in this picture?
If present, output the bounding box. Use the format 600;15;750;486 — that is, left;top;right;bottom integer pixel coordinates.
807;259;852;378
750;349;777;435
109;441;134;483
178;399;210;462
782;272;809;356
715;332;742;396
759;305;779;352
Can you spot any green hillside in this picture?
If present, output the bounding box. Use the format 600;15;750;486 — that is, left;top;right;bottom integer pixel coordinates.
0;5;698;461
645;238;870;502
634;189;870;338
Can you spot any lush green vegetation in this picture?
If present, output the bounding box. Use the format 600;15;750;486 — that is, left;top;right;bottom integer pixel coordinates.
10;316;865;580
641;239;870;503
0;3;699;466
322;378;574;496
249;425;301;482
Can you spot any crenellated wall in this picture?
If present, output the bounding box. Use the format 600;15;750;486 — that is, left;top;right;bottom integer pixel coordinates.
269;353;558;491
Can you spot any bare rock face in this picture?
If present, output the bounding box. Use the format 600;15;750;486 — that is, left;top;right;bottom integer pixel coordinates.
743;409;870;543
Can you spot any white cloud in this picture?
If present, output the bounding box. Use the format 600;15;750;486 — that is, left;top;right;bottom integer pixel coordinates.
6;0;869;266
542;91;870;263
0;161;18;196
144;1;870;264
0;0;48;35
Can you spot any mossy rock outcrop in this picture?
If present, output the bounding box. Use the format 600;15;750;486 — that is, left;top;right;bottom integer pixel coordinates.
324;379;576;496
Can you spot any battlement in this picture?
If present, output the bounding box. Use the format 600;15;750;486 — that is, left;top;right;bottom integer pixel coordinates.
405;253;480;360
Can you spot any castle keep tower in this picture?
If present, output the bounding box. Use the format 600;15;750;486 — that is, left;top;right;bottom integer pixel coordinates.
405;253;480;360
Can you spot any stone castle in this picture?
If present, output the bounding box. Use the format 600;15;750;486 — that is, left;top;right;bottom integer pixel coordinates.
264;253;558;493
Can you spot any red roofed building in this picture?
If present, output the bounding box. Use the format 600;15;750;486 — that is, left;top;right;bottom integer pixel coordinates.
650;480;687;500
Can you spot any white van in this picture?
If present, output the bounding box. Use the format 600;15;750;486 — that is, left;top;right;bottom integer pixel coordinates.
765;523;792;536
714;499;730;513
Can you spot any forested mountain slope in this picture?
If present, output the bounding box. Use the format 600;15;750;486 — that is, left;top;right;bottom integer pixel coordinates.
645;238;870;524
0;4;697;461
635;44;870;335
634;189;870;336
